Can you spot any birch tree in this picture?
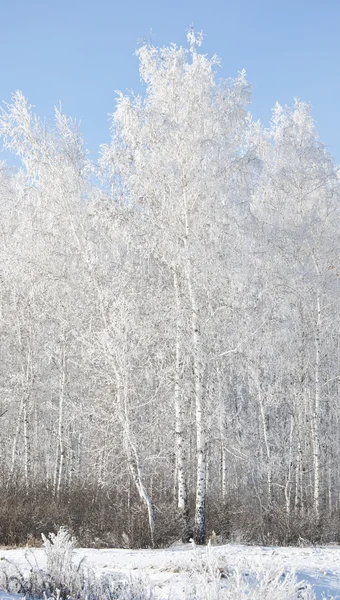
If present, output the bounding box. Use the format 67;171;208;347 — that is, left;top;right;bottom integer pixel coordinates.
252;100;340;520
101;30;253;543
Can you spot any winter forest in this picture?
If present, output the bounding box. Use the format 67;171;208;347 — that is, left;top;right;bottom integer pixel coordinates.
0;30;339;549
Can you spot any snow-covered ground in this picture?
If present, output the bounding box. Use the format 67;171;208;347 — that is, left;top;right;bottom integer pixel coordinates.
0;542;340;599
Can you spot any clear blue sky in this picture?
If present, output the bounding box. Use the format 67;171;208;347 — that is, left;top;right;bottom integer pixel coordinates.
1;0;340;162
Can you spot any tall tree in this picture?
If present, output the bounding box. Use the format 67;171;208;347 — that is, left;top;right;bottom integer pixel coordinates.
100;29;254;543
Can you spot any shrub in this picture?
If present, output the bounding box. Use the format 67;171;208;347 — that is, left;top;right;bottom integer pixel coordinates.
185;544;316;600
0;527;154;600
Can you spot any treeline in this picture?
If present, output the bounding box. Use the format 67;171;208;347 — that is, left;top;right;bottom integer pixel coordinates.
0;31;340;547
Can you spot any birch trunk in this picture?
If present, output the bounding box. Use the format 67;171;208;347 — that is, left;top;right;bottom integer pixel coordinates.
258;390;272;505
187;271;206;545
313;292;321;520
124;426;155;547
23;393;30;493
328;454;332;514
285;414;294;517
8;397;24;488
56;344;66;500
294;433;303;514
173;270;189;540
118;370;155;547
221;446;228;501
181;175;206;545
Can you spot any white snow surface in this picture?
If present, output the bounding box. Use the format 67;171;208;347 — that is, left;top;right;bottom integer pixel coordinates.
0;542;340;599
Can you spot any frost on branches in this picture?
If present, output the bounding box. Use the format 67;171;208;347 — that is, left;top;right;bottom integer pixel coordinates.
0;32;339;548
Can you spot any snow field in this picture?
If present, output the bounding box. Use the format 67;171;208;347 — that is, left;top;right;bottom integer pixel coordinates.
1;542;340;599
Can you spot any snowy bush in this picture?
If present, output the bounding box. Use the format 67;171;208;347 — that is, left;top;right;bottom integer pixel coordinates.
40;527;85;596
185;544;316;600
0;527;154;600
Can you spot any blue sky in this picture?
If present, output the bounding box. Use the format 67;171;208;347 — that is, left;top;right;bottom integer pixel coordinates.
1;0;339;162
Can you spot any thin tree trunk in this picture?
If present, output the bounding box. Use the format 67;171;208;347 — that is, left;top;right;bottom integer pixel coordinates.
285;414;294;517
23;393;30;493
221;445;228;501
119;369;155;547
258;389;272;505
294;432;303;514
173;269;189;540
124;430;155;547
56;343;66;500
328;453;332;514
187;271;206;545
8;397;24;488
180;172;207;544
313;291;321;520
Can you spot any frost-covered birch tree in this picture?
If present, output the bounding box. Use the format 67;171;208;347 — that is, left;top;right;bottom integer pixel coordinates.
251;100;340;521
100;29;254;543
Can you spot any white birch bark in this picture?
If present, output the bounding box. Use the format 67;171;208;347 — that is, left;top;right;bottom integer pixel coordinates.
285;414;294;517
219;369;228;503
313;291;321;520
187;270;207;544
8;397;24;487
117;367;155;547
328;454;332;514
294;434;303;514
23;392;30;493
173;269;189;538
56;343;66;500
258;389;272;505
123;423;155;547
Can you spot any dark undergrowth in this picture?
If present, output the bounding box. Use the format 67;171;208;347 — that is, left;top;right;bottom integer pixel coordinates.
0;483;338;548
